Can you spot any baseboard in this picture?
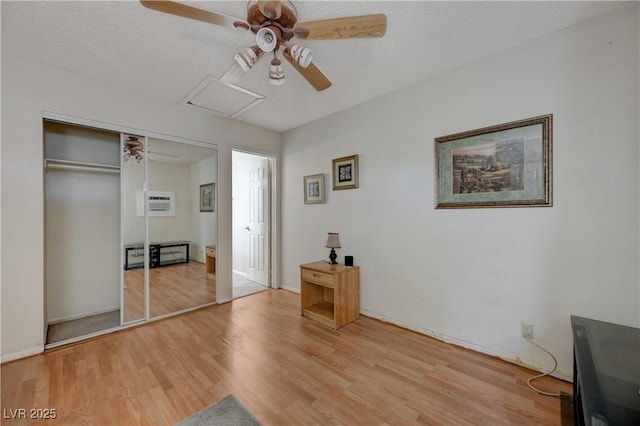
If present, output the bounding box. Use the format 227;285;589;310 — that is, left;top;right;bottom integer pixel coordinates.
48;306;120;325
1;345;43;364
500;353;572;382
359;308;572;382
280;284;300;294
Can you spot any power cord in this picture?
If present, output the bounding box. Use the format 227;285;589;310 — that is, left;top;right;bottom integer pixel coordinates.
524;336;561;397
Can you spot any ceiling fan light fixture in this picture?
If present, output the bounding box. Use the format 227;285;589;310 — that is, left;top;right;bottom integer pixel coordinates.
141;1;387;92
234;46;261;71
289;44;312;68
269;58;285;85
256;27;279;52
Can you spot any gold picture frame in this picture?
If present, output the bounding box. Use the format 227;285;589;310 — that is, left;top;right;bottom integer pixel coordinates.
435;115;552;208
304;174;325;204
332;154;359;190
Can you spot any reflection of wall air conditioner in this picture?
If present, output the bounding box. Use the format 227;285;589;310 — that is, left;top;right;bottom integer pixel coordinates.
137;190;175;217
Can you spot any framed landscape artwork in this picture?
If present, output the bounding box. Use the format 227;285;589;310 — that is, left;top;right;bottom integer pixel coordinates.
304;174;325;204
332;154;359;190
435;115;552;209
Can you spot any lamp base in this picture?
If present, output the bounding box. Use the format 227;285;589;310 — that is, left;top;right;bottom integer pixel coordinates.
329;248;338;264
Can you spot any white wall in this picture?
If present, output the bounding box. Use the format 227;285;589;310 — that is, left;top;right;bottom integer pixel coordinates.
45;171;121;322
148;161;193;243
282;4;639;379
191;155;217;263
1;52;282;361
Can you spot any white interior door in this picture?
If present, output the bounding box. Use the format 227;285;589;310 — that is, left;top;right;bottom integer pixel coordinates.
246;156;270;285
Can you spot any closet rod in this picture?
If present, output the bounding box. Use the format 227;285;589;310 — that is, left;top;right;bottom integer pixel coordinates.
44;158;121;175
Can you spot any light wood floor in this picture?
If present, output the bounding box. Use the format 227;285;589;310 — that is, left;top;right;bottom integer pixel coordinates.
2;290;571;425
124;262;216;322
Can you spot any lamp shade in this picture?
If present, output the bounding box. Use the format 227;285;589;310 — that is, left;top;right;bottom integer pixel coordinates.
234;46;261;72
269;58;285;86
256;27;279;52
289;44;313;68
325;232;341;248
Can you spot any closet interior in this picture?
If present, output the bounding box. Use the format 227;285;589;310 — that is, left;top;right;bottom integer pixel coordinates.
44;119;217;346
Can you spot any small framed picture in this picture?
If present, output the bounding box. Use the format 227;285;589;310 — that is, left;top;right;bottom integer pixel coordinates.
304;174;325;204
332;154;359;190
199;183;215;212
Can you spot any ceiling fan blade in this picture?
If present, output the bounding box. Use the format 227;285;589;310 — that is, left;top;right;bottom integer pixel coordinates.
140;1;250;30
293;14;387;40
257;1;282;20
283;50;332;92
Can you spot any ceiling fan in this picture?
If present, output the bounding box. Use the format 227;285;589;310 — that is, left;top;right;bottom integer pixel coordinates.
140;1;387;91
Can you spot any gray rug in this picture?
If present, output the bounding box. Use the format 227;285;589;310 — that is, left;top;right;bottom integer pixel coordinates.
176;394;260;426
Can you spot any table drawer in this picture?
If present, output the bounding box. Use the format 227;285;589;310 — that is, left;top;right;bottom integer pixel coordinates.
301;268;335;288
206;247;216;257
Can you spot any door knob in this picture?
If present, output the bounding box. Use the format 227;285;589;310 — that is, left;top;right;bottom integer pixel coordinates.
245;226;251;231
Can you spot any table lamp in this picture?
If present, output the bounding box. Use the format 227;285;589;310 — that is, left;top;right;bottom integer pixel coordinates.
325;232;341;264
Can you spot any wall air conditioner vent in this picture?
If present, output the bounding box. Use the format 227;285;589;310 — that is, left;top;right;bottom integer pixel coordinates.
148;195;171;211
137;190;175;217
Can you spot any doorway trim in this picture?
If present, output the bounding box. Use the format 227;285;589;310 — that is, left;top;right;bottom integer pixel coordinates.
232;148;280;294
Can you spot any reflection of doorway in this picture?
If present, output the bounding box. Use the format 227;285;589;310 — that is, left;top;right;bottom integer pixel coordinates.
232;151;271;298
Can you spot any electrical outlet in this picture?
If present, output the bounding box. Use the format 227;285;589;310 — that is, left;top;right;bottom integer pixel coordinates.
521;322;534;340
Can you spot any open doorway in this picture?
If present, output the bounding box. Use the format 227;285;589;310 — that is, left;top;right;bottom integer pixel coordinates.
232;150;272;298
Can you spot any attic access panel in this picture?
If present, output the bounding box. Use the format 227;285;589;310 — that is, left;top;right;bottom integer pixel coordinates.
182;75;265;119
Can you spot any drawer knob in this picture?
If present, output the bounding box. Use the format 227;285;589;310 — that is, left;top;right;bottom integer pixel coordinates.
313;273;320;278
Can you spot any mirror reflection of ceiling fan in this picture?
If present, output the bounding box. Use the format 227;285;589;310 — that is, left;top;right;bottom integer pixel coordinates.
140;0;387;91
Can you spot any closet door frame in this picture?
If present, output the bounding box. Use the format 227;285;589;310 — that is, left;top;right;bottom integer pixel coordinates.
43;120;122;348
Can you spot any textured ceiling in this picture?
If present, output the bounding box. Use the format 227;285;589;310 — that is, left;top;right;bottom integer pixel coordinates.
2;1;629;132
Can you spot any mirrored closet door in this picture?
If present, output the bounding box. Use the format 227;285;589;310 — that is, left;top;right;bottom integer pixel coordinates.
45;119;217;347
147;138;217;318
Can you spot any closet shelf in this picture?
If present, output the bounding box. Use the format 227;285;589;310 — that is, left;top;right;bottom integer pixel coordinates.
44;158;121;174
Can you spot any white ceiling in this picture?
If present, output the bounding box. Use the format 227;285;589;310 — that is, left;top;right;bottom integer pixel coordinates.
2;1;629;132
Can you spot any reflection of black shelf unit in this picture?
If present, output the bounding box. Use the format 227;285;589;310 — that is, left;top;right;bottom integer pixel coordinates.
124;241;190;270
